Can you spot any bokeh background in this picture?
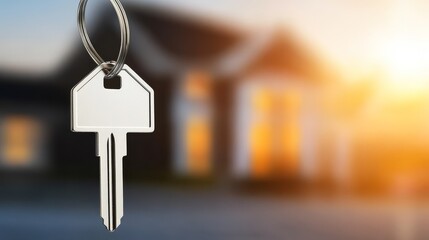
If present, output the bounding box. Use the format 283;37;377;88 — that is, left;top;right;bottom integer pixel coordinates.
1;0;429;239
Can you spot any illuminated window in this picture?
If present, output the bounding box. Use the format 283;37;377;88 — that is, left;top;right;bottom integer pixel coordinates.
278;91;301;176
174;69;214;177
248;87;302;178
0;116;42;168
186;116;212;176
250;122;273;178
250;89;273;178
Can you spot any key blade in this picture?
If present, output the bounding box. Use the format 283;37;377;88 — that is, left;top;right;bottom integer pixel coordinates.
98;132;126;231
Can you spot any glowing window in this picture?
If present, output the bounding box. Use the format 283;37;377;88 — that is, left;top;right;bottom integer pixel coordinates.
250;122;273;178
180;70;213;177
0;116;42;168
186;116;212;176
249;88;302;178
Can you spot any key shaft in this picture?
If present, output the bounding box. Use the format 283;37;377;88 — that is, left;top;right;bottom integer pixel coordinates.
97;131;127;231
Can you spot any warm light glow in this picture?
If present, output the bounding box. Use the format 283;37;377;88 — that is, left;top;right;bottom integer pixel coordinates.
251;122;272;178
280;92;301;176
250;89;273;178
368;0;429;95
186;116;212;176
376;36;429;92
1;117;40;167
249;87;302;178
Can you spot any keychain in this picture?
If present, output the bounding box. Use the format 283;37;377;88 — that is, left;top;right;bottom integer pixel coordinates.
71;0;155;231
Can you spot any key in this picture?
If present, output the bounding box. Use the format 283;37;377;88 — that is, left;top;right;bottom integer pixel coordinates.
71;64;155;231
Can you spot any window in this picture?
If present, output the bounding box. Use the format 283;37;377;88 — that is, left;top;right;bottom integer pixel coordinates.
174;70;214;177
248;87;302;179
0;116;43;169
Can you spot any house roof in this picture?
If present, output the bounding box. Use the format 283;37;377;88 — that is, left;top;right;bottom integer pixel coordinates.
124;5;336;82
128;6;244;63
0;4;336;94
230;30;336;83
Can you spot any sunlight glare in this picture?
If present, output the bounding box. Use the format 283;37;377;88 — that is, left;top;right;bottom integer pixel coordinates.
376;35;429;93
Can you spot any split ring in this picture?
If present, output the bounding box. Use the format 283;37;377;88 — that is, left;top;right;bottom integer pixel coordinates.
78;0;130;79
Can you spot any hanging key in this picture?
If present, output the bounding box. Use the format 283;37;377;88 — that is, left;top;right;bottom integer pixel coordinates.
75;0;154;231
72;64;155;231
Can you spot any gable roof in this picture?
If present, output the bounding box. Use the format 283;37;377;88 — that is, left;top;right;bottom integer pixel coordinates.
1;3;336;94
126;5;336;82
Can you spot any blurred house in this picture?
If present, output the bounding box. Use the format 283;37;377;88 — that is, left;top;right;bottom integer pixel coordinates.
0;5;339;185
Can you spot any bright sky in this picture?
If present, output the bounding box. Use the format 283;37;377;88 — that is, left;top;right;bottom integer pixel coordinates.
0;0;101;74
1;0;429;82
0;1;75;74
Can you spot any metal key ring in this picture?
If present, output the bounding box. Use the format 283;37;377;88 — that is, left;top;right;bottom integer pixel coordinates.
78;0;130;79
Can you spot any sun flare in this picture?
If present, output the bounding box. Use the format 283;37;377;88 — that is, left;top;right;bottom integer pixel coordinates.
375;35;429;93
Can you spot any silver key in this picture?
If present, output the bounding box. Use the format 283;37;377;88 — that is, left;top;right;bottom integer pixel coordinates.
71;64;155;231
